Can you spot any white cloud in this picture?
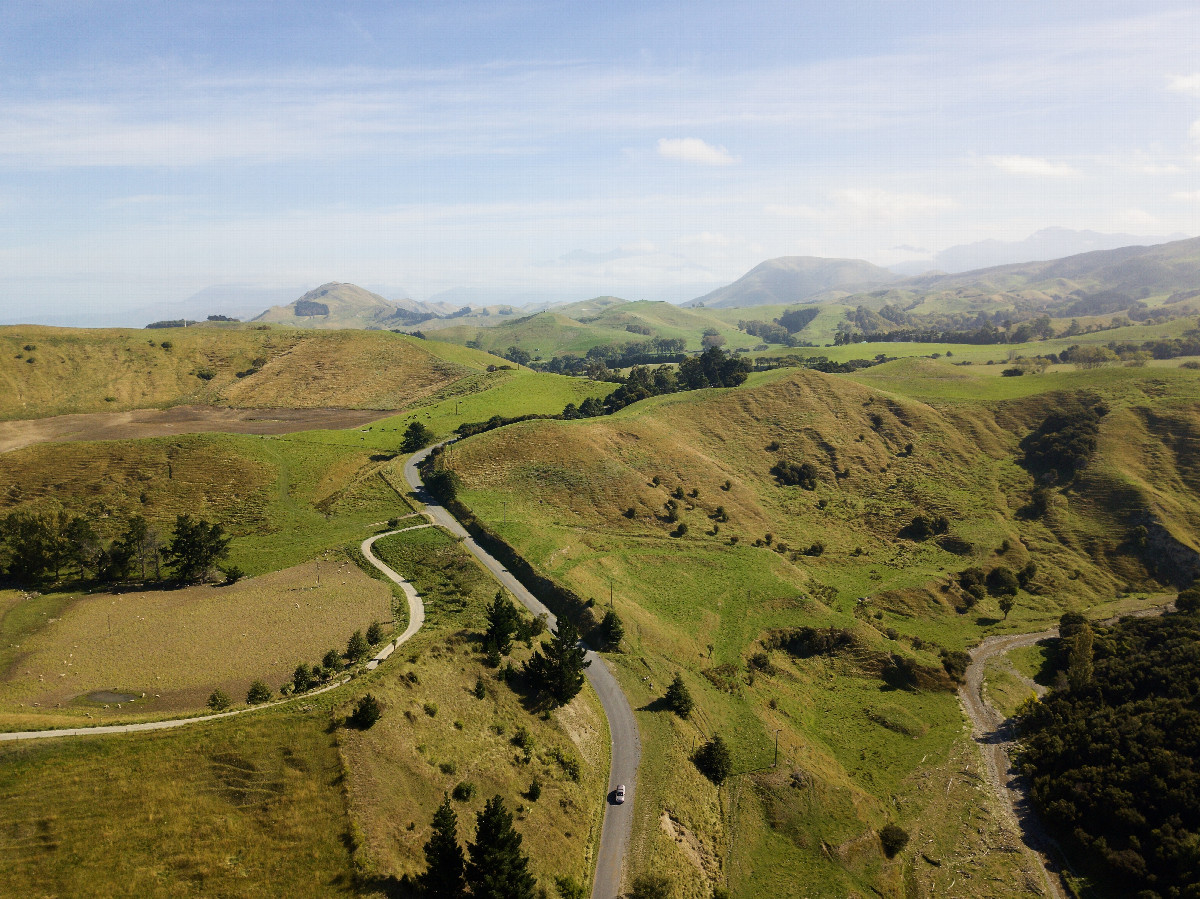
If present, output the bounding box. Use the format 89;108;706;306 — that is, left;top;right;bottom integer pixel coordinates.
1191;120;1200;142
1168;73;1200;97
832;188;956;218
987;155;1081;178
1173;190;1200;202
656;138;736;166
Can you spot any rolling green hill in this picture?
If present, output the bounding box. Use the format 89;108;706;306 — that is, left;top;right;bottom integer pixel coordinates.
432;361;1200;896
428;302;760;359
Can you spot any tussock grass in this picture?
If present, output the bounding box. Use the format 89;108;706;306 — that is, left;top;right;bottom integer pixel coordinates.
0;709;358;898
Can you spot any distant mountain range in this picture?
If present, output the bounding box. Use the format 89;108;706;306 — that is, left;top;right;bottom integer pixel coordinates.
891;227;1191;275
684;257;899;309
679;234;1200;312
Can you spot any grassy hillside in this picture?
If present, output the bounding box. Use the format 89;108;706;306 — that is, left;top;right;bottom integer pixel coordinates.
0;708;360;898
251;282;403;330
428;303;758;359
0;517;608;898
345;526;608;890
0;325;499;420
432;364;1200;896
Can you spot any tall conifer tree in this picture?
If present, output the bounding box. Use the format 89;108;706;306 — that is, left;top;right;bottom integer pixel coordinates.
418;794;466;899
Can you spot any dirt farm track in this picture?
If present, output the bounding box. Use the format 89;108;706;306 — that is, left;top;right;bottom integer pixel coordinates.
0;405;392;454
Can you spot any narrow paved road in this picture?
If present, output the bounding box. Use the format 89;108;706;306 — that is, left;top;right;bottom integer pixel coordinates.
405;443;640;899
0;525;428;743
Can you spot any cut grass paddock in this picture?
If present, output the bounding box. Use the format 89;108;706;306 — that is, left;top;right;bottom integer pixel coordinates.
0;554;394;727
0;707;358;898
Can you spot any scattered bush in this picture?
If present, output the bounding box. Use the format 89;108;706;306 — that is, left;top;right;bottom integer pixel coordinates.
628;874;674;899
207;688;231;711
526;776;541;802
694;735;733;785
902;513;950;540
366;620;385;645
347;629;370;662
1177;584;1200;614
349;693;382;729
880;823;910;857
664;673;694;718
424;701;438;717
1020;398;1108;480
292;662;317;693
986;566;1020;596
771;459;819;489
246;681;273;705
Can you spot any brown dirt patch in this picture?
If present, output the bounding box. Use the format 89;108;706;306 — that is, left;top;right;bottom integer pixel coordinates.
0;405;392;454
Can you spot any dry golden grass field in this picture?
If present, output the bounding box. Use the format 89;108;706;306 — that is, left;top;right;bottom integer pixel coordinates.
0;325;494;420
0;553;394;728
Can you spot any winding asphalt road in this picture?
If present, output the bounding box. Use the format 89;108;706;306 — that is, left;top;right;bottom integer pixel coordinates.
0;524;429;743
405;443;640;899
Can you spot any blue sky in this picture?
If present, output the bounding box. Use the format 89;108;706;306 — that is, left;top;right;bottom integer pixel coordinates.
2;1;1199;319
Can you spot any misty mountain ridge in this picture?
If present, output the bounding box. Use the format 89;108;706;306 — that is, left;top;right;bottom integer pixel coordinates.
685;257;899;309
891;227;1191;275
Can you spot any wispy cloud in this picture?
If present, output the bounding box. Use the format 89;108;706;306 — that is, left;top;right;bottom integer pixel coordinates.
1173;190;1200;202
767;188;953;222
987;155;1081;178
656;138;736;166
1168;73;1200;97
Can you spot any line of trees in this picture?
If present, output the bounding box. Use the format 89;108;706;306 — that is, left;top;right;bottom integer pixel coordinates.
0;510;230;587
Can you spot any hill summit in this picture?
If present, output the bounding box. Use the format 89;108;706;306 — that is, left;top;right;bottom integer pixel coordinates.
251;283;400;329
686;256;898;308
250;283;458;329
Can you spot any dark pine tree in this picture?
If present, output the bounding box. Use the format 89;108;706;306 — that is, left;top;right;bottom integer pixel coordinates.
484;591;520;656
418;794;467;899
465;795;537;899
524;617;591;706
